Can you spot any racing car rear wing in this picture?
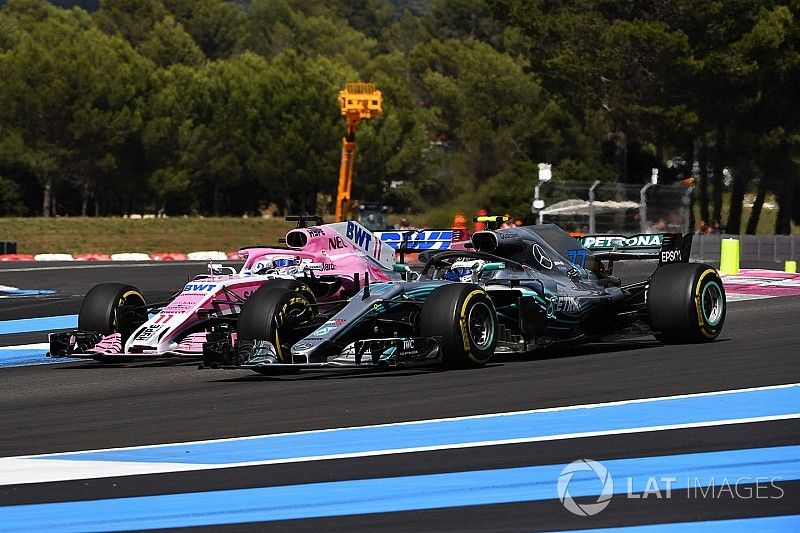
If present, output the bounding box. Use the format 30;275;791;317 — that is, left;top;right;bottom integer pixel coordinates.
579;233;693;266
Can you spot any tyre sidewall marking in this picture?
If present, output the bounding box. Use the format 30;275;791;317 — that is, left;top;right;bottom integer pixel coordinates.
114;289;144;331
694;269;722;338
274;295;308;362
458;290;493;364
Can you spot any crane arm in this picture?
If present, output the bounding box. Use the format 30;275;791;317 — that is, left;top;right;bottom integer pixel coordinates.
335;83;382;222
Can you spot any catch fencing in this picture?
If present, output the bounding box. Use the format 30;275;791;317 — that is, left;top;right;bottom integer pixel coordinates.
690;234;800;263
532;180;692;235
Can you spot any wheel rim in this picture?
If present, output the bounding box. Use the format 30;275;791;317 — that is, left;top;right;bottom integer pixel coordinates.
275;299;314;355
467;301;494;350
701;281;724;326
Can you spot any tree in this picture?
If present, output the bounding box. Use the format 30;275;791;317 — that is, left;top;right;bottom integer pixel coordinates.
0;2;151;215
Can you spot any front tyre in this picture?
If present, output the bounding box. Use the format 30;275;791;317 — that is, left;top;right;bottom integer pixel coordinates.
237;285;316;366
78;283;147;341
420;283;497;368
648;263;726;343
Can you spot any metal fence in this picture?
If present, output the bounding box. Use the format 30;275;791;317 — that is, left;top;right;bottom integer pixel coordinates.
691;234;800;263
532;180;692;235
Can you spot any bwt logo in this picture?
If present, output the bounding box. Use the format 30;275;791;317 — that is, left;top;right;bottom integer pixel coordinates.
374;231;454;250
557;459;614;516
183;283;216;292
346;221;372;251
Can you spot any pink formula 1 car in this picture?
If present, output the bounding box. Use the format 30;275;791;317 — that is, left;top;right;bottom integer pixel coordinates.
47;217;398;362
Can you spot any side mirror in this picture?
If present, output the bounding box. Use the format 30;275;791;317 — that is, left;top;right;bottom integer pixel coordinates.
393;264;412;273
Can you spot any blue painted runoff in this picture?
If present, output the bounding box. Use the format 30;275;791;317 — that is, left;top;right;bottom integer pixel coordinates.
582;514;800;532
40;385;800;465
2;445;798;532
0;347;76;367
0;314;77;335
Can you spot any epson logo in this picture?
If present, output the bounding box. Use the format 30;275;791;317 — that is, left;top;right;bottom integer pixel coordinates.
661;250;682;263
582;235;662;249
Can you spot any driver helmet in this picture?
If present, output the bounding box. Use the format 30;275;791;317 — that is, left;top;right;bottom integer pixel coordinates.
272;257;295;269
443;260;485;282
444;267;473;282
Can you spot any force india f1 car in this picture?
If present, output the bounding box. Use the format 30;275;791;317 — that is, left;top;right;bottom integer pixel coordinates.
202;222;725;374
47;217;399;362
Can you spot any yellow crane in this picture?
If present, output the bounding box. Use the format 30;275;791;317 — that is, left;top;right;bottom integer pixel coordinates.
335;82;382;222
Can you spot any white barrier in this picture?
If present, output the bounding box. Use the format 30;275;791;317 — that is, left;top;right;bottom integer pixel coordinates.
110;253;152;261
187;251;228;261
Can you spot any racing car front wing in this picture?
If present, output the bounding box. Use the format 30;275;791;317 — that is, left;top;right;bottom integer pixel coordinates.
201;336;441;370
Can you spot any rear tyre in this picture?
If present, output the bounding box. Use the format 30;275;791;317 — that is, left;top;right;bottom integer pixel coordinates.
237;284;316;368
648;263;725;343
420;283;497;368
78;283;147;341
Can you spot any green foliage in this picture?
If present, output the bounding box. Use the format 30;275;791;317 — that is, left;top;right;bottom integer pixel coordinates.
0;0;796;232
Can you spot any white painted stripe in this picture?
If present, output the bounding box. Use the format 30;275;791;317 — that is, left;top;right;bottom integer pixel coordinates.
0;342;49;350
0;459;202;485
725;293;773;302
0;412;796;486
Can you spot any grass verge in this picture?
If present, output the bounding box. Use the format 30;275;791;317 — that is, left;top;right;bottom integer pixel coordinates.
0;217;297;255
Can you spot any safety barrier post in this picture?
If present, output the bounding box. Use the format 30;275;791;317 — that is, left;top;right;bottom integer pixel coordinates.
720;238;740;275
786;260;798;274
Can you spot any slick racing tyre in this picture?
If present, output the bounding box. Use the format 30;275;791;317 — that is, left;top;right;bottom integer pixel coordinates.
78;283;147;341
648;263;725;343
251;278;316;303
420;283;497;368
237;284;316;366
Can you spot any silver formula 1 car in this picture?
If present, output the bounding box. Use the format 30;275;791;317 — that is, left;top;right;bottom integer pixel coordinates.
202;221;725;374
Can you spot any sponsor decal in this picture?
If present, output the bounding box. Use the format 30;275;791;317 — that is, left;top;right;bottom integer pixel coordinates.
294;342;312;350
532;244;553;269
328;236;346;250
313;326;337;336
403;339;414;349
375;230;454;250
307;227;325;237
582;234;663;249
346;221;372;251
661;250;682;263
555;296;580;312
331;319;346;325
183;283;216;292
134;324;164;342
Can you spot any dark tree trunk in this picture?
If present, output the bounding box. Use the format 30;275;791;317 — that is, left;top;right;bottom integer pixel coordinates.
612;129;628;182
42;175;52;217
726;162;751;235
775;172;795;234
697;140;710;225
746;177;767;234
712;128;726;225
80;180;89;217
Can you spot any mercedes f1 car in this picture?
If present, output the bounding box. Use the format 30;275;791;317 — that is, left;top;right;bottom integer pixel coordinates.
202;221;725;374
47;217;398;362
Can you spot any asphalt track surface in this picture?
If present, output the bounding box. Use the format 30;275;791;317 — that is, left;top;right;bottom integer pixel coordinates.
0;261;798;530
